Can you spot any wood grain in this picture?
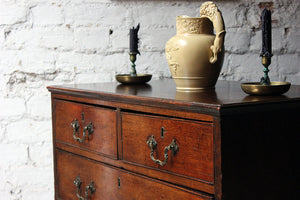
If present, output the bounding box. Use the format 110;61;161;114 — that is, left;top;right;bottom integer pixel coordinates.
54;99;118;158
49;80;300;200
56;149;213;200
121;112;214;183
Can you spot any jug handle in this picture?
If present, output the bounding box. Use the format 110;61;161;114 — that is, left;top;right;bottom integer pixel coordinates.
200;1;226;64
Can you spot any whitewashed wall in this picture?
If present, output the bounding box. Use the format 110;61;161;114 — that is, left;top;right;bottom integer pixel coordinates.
0;0;299;199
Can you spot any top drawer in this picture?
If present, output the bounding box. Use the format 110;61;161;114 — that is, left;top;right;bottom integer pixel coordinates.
54;99;117;158
121;112;214;183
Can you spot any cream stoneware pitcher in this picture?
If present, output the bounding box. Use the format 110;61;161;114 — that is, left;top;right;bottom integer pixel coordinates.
165;1;225;91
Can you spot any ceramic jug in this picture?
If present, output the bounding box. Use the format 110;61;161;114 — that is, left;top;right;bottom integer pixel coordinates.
165;1;225;91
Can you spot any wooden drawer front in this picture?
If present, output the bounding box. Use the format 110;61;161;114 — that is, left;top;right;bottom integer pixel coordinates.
56;149;119;200
56;150;213;200
122;112;214;183
54;99;117;158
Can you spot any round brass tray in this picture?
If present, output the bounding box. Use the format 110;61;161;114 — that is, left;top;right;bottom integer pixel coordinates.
241;82;291;95
115;74;152;84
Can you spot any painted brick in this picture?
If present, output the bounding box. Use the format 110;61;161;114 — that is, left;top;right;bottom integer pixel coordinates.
27;95;51;118
74;72;113;83
272;0;299;28
16;49;56;74
132;4;196;28
65;3;107;26
56;52;95;73
0;28;4;49
34;27;74;50
0;3;27;25
287;29;300;53
0;97;26;118
5;165;54;187
135;52;169;76
22;186;54;200
31;4;64;26
0;50;20;74
278;54;300;75
225;28;251;54
221;3;247;28
249;30;262;53
227;53;279;81
74;27;109;52
246;3;261;29
94;53;128;73
0;123;4;142
6;119;51;144
0;143;28;168
110;29;130;51
0;180;22;200
140;28;176;51
0;74;7;94
29;142;53;167
53;71;75;83
65;3;129;27
272;28;285;53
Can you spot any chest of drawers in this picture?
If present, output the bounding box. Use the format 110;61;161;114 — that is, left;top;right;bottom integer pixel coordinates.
48;79;299;200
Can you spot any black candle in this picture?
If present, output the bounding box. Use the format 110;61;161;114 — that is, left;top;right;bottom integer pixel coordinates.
129;24;140;54
261;8;272;57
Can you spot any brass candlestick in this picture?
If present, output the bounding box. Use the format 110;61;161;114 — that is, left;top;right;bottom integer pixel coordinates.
115;52;152;84
241;8;291;95
115;24;152;84
241;55;291;95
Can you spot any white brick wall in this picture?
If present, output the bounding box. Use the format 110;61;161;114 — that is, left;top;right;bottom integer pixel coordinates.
0;0;299;199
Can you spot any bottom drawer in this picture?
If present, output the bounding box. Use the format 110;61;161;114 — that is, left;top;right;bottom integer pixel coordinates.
56;150;213;200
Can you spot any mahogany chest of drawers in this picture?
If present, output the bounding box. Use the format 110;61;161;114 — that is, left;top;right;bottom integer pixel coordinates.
48;79;299;200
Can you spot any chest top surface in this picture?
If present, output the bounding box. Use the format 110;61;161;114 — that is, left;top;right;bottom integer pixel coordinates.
48;79;300;114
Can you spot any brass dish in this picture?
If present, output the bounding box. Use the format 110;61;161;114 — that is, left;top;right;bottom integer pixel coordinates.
115;74;152;84
241;82;291;95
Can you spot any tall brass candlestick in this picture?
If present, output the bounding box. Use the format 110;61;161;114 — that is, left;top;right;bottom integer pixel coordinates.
240;7;291;95
129;24;140;76
115;23;152;84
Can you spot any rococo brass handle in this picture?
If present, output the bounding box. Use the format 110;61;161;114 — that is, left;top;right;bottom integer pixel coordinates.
71;119;94;143
74;176;96;200
146;135;179;166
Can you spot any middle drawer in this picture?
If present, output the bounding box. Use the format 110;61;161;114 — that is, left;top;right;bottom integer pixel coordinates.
121;112;214;183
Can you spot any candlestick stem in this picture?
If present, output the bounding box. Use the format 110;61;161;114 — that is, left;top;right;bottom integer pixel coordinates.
261;56;271;85
129;53;137;76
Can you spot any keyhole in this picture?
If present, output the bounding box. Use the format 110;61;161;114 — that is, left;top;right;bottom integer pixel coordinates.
161;127;166;138
81;112;85;122
118;177;121;188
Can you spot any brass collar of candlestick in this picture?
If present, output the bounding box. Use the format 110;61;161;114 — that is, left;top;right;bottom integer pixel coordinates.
262;55;271;66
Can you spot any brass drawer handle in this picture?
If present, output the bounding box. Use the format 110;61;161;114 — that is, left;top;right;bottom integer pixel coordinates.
74;176;96;200
146;135;179;166
71;119;94;143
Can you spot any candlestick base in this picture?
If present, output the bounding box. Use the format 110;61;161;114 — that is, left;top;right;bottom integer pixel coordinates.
241;82;291;96
115;74;152;84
